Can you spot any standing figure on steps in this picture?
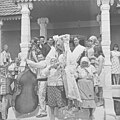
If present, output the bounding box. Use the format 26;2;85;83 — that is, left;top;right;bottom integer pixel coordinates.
26;54;48;118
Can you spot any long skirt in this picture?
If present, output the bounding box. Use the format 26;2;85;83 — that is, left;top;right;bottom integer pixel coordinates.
77;79;96;108
46;86;67;108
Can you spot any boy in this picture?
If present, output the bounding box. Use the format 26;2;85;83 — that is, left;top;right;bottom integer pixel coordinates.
26;54;48;118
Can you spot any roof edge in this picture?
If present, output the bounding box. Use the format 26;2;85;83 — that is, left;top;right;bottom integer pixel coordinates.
0;15;21;21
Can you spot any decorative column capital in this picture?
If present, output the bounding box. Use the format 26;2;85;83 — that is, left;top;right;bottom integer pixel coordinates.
100;4;110;11
97;0;114;6
18;2;33;15
37;18;49;25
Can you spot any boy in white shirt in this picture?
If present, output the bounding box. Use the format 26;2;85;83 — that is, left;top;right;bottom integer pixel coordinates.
26;54;48;118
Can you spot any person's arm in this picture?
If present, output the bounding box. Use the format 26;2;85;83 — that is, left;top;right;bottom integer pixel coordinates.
0;52;4;66
8;52;12;63
110;51;112;61
97;56;104;76
26;59;47;69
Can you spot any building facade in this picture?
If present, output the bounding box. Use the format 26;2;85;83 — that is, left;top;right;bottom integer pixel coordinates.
0;0;120;120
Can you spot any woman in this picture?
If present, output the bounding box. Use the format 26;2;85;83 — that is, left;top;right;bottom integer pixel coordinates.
94;46;105;107
63;36;83;103
75;57;96;120
86;36;95;58
111;44;120;85
72;37;86;65
46;37;67;120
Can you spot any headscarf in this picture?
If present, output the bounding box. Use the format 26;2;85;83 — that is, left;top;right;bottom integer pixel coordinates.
88;35;97;43
80;57;90;67
55;38;65;52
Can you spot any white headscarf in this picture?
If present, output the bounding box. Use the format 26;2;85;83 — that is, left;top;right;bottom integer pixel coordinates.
80;57;90;67
89;35;97;43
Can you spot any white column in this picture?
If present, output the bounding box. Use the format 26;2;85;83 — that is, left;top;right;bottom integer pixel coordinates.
0;20;3;65
96;14;101;34
19;2;33;69
98;0;116;120
37;18;49;42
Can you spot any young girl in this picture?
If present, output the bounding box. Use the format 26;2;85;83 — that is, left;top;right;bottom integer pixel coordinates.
75;57;96;120
94;46;105;107
46;57;67;120
111;44;120;85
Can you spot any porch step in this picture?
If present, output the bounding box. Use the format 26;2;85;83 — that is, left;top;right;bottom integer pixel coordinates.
7;106;104;120
117;116;120;120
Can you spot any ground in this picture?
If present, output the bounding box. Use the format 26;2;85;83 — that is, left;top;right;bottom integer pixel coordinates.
7;106;104;120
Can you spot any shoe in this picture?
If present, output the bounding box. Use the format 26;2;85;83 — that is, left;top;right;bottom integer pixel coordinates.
96;101;103;107
89;115;95;120
36;114;47;118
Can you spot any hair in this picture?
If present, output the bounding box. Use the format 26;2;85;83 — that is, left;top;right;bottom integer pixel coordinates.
47;37;53;41
94;45;105;58
39;36;45;39
31;37;38;44
112;44;119;51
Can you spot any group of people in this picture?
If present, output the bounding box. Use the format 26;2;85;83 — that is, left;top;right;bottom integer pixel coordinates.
0;35;105;120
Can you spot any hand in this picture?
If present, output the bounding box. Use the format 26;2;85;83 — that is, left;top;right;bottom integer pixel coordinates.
53;35;59;41
95;85;99;94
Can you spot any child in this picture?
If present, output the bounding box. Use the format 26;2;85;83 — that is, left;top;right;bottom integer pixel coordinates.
75;57;96;120
46;57;67;120
26;54;48;118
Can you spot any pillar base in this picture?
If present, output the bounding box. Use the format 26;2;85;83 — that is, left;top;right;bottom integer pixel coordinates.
103;89;116;120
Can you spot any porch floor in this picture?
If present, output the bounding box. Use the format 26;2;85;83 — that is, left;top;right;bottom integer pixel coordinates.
7;106;104;120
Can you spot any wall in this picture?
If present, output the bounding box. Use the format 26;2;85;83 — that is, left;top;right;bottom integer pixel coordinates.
1;20;120;59
111;25;120;50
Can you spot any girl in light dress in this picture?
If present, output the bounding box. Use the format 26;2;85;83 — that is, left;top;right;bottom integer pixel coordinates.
111;44;120;85
94;46;105;107
86;36;96;59
75;56;96;120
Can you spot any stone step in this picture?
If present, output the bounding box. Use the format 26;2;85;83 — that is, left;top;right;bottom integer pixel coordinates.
7;106;104;120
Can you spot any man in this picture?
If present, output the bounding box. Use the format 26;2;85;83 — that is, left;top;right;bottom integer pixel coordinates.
37;36;45;57
43;37;54;57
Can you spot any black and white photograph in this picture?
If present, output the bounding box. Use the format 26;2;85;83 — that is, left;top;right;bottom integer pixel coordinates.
0;0;119;120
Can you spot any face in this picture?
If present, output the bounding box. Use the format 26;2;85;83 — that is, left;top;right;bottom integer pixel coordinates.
48;38;54;46
4;45;8;51
40;38;45;45
69;43;74;51
81;61;89;68
90;59;95;64
56;40;64;52
50;58;57;65
15;58;20;65
36;39;40;45
94;39;99;46
74;37;79;46
38;54;44;61
114;46;118;51
87;40;93;47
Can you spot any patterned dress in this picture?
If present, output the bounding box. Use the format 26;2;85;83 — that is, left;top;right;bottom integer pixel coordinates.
111;50;120;74
76;65;96;109
46;54;67;108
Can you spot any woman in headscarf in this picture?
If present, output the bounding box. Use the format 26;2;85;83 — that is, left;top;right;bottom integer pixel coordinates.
62;35;82;103
45;37;67;120
75;56;96;120
72;36;86;65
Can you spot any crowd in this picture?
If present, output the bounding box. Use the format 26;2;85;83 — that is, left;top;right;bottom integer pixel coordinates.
0;35;105;120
